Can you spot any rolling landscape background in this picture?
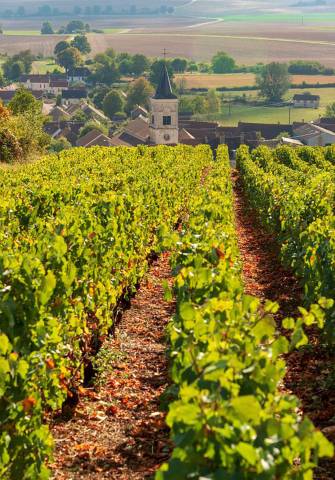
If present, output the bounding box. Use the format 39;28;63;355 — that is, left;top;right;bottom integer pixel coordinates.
1;0;335;64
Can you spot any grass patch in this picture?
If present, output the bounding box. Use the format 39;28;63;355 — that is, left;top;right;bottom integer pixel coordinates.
221;13;335;24
193;87;335;126
98;29;124;34
32;59;63;74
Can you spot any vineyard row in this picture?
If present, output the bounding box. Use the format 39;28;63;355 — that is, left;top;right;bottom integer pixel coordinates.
0;144;333;479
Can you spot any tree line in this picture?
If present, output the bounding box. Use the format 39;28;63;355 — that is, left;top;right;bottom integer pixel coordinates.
0;4;175;18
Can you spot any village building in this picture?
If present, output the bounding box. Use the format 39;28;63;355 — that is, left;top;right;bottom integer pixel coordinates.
44;121;85;145
293;123;335;146
49;105;72;122
19;74;51;91
293;93;320;109
81;103;109;123
48;79;69;95
280;137;304;147
131;105;149;120
76;129;114;148
67;67;91;84
39;63;335;151
149;64;179;145
314;117;335;133
62;89;88;106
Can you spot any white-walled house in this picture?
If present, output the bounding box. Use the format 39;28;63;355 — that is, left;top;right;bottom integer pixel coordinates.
293;93;320;109
67;67;91;83
19;74;50;92
293;123;335;146
48;80;69;95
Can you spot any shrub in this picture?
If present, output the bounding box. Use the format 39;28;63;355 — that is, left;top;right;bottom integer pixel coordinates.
0;129;23;163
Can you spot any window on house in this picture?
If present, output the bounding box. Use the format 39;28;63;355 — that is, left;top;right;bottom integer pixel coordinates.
163;116;172;126
152;115;155;124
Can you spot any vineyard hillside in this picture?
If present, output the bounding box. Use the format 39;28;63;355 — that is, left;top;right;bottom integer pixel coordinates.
0;144;334;479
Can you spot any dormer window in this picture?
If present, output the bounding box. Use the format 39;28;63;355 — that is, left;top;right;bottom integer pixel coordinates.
163;116;171;126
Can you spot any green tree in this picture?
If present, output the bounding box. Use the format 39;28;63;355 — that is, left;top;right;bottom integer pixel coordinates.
54;41;70;56
171;58;187;73
71;35;91;55
41;22;54;34
92;85;110;109
57;47;82;73
188;62;198;72
256;62;291;102
15;50;35;72
3;61;24;81
3;50;34;80
105;48;116;59
131;54;150;76
211;51;236;73
65;20;86;34
326;102;335;119
125;77;154;113
206;89;221;113
103;90;124;118
0;128;23;163
8;87;42;115
191;96;207;114
119;59;132;76
93;56;120;86
49;136;72;153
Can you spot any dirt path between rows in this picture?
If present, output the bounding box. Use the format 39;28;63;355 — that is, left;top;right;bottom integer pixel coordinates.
232;170;335;480
50;253;174;479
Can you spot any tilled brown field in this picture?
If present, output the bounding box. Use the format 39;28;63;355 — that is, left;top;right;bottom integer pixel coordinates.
189;22;335;42
0;34;69;56
88;31;335;66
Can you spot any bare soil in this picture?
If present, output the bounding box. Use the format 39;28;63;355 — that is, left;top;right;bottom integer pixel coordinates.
50;253;174;479
232;170;335;480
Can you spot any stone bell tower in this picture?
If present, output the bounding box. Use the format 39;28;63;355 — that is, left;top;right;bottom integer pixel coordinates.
149;64;179;145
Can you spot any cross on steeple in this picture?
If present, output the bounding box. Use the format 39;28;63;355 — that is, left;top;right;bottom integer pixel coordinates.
162;48;169;60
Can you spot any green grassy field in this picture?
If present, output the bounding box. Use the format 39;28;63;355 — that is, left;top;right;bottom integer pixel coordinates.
195;87;335;126
101;28;124;34
31;59;63;74
220;13;335;24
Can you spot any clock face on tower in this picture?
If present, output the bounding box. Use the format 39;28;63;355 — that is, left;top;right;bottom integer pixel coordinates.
164;134;171;141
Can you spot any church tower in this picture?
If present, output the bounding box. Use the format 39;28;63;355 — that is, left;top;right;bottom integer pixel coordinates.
149;64;179;145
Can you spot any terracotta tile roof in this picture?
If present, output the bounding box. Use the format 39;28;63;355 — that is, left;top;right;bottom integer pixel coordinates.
124;118;150;141
109;135;133;146
238;122;293;139
293;123;335;139
178;128;195;142
76;129;113;147
0;89;44;102
118;132;148;147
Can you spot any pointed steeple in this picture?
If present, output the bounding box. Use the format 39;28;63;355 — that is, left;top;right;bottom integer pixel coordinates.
153;64;177;100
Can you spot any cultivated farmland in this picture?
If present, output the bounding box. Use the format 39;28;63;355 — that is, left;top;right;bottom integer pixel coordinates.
0;34;69;56
176;73;335;89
